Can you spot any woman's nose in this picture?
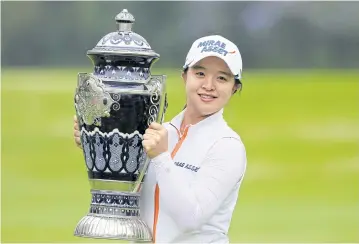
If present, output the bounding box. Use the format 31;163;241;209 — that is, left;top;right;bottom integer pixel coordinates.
201;77;215;90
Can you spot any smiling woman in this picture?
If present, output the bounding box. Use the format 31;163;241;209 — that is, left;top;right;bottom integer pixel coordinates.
74;34;247;243
181;56;242;126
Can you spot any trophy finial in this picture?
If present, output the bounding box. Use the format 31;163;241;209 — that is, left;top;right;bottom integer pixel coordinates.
115;9;135;32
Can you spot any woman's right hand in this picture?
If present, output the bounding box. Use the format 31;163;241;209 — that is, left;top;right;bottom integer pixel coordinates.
74;115;82;149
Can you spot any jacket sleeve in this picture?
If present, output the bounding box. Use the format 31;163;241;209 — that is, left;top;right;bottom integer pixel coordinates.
151;137;247;232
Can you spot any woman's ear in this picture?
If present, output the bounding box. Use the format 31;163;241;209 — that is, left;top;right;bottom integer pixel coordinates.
181;71;187;83
232;83;240;94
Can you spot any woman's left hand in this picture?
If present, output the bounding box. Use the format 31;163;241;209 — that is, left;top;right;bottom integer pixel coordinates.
142;122;168;159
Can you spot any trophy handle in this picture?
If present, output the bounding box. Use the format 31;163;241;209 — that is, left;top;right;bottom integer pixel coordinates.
132;75;167;193
155;76;167;125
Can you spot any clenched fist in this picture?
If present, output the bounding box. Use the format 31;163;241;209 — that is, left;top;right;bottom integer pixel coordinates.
142;122;168;159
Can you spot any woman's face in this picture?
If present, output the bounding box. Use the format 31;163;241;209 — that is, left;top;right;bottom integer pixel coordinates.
183;56;238;117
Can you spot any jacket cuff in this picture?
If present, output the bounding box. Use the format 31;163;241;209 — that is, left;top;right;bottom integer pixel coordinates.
151;151;172;167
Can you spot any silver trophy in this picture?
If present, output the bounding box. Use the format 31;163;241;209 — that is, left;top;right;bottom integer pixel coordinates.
73;9;167;242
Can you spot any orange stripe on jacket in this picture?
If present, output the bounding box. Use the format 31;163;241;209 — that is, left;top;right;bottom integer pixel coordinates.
152;127;189;243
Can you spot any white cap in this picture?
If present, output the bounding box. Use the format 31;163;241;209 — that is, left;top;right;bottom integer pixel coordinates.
183;35;243;80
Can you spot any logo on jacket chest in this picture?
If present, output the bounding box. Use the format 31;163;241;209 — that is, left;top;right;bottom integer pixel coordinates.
174;161;200;172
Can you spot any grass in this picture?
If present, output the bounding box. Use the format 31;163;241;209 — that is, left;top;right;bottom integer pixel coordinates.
1;67;359;243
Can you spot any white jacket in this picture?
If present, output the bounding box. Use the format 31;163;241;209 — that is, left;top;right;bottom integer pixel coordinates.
140;108;247;243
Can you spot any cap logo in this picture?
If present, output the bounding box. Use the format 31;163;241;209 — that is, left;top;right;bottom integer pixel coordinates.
197;39;229;56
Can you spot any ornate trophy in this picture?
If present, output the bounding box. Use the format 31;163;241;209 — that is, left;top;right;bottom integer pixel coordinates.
73;9;167;242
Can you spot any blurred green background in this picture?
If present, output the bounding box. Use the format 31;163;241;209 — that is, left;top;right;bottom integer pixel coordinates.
2;69;358;243
1;1;359;243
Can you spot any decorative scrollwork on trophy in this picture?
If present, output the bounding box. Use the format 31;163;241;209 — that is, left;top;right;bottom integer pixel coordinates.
147;79;161;126
75;74;114;126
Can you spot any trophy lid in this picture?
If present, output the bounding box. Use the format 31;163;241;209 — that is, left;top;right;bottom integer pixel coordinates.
87;9;160;58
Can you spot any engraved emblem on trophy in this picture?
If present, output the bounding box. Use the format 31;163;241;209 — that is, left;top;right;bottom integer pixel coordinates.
73;9;168;241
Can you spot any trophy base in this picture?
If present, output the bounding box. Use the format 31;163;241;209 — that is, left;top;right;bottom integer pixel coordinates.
74;214;152;242
74;190;152;242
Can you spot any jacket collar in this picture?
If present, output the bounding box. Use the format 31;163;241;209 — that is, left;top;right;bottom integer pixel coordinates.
169;108;224;134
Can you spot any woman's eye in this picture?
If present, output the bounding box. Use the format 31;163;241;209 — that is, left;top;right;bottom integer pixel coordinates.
218;76;228;81
196;72;205;77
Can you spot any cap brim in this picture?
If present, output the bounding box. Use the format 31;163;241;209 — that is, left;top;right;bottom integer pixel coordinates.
185;52;238;78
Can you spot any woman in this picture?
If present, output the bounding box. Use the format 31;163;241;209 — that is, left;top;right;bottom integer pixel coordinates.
74;35;247;243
